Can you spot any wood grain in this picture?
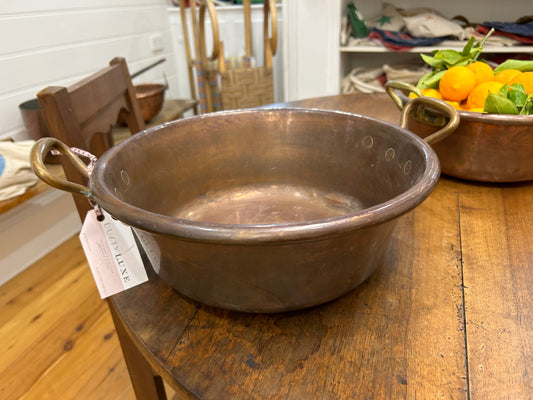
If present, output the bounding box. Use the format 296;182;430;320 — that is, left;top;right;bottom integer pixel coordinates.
0;236;136;400
459;181;533;399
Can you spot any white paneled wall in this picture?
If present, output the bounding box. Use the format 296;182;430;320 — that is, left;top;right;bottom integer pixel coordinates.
0;0;183;285
0;1;284;284
0;0;181;141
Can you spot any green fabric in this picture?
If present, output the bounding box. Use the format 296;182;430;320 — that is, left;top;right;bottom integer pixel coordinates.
348;2;369;38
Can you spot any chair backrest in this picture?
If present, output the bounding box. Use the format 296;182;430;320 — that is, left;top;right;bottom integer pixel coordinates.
38;57;145;220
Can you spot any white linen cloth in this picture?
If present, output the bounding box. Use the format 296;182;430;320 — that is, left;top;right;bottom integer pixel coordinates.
0;140;39;201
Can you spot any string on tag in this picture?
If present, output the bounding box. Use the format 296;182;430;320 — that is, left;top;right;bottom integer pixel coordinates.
52;146;101;218
89;199;104;221
51;147;98;175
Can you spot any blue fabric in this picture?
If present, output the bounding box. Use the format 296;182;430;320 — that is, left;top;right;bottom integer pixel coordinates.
368;28;448;51
0;154;5;178
483;21;533;38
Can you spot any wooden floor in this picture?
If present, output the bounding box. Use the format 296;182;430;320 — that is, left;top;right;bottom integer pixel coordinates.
0;235;174;400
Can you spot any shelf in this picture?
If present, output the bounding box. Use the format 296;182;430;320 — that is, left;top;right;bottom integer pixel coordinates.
340;45;533;54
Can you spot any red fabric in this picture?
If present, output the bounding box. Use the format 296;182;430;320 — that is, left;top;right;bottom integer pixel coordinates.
477;25;533;44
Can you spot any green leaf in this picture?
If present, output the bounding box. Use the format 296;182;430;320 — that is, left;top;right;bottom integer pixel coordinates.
484;93;519;114
461;36;475;56
420;53;445;69
510;83;526;94
521;97;533;115
509;89;527;108
493;60;533;73
417;70;445;89
434;49;463;66
415;70;435;89
498;84;509;98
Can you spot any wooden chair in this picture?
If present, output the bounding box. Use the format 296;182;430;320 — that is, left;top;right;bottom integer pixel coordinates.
37;57;145;219
37;57;173;399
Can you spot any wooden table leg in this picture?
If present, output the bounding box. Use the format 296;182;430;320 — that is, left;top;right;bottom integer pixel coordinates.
108;302;168;400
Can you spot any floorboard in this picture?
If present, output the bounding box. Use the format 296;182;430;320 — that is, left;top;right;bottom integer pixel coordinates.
0;235;163;400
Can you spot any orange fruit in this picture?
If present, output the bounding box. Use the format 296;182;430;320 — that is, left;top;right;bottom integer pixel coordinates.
466;81;503;110
494;69;522;84
408;88;443;100
444;100;463;110
466;61;494;85
509;71;533;94
439;66;477;101
422;88;443;99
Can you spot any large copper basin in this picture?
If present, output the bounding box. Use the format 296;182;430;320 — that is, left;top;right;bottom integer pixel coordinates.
31;105;457;312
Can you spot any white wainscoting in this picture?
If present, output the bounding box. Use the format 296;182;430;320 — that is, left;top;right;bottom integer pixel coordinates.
0;0;179;282
0;1;284;283
0;0;181;141
0;190;80;286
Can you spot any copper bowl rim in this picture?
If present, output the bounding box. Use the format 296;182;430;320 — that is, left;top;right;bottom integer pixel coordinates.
135;83;165;99
90;108;440;244
457;108;533;125
398;91;533;126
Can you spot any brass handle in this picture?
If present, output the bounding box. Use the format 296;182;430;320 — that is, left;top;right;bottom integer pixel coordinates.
400;96;460;145
386;81;460;145
30;137;92;197
385;81;421;110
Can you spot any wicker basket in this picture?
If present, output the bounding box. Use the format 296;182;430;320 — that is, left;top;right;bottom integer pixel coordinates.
184;0;277;114
219;65;274;110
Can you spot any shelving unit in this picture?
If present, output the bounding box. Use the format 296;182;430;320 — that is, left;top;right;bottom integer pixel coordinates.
340;45;533;54
281;0;532;101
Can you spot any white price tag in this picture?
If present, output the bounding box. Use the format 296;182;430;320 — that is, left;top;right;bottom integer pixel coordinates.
79;208;148;298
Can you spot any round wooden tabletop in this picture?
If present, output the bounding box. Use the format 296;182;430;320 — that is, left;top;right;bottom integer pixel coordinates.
111;93;533;399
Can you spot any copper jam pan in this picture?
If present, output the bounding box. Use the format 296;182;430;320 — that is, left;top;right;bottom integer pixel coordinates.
135;83;165;122
387;81;533;183
31;103;458;313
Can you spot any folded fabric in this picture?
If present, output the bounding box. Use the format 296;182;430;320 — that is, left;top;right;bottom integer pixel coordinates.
342;67;386;94
482;21;533;38
382;63;430;85
368;28;449;52
0;140;39;201
404;13;466;40
461;26;521;47
366;2;404;32
477;24;533;44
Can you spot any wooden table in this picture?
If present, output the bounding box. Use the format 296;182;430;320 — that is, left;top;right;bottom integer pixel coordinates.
111;93;532;399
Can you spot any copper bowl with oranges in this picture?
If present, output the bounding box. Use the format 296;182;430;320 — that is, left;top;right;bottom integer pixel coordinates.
386;80;533;183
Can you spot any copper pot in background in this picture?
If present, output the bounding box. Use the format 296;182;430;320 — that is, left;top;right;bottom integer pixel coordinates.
386;81;533;183
19;99;49;141
19;99;60;163
117;83;166;125
135;83;166;122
